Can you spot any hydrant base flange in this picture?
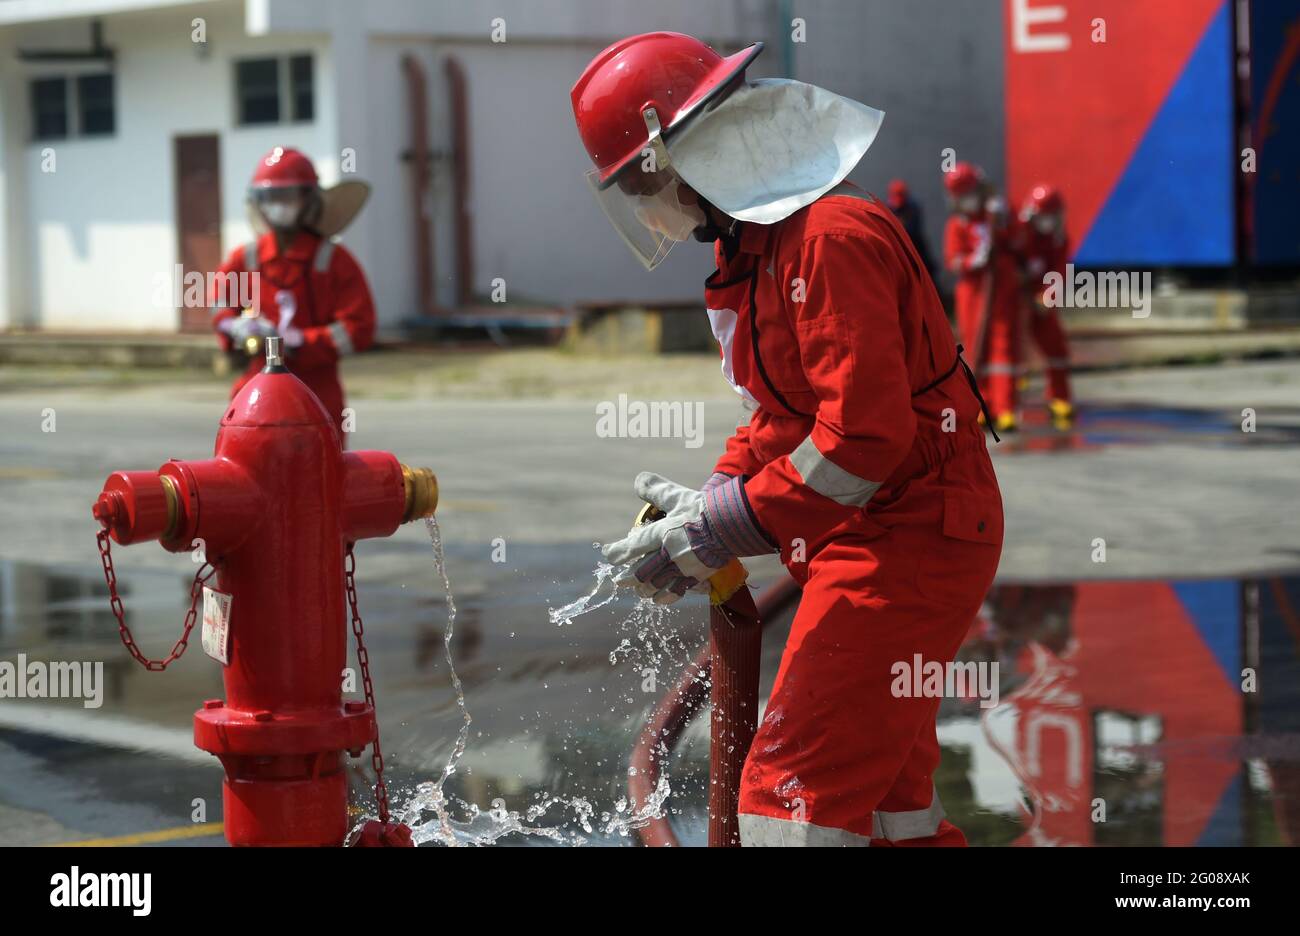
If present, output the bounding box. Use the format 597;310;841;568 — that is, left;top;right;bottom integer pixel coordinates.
194;703;376;757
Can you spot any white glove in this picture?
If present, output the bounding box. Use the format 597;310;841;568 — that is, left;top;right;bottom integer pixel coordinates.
602;471;773;605
221;315;277;345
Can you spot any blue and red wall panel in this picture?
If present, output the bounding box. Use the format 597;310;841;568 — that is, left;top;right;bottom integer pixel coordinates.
1005;0;1236;266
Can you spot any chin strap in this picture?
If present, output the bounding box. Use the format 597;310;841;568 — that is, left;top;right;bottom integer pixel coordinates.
692;197;741;250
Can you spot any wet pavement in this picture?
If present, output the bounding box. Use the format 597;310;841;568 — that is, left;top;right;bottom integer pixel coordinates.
1;359;1298;846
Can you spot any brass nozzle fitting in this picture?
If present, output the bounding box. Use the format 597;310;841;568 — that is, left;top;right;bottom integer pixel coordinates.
400;464;438;522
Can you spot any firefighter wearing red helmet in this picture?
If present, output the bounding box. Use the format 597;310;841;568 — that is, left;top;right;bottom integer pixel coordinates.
208;146;376;440
943;162;1023;433
1018;184;1074;427
577;33;1003;847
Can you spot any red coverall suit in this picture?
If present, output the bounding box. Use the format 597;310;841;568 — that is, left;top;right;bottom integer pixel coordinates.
944;211;1022;420
210;230;375;436
1018;226;1073;404
707;185;1004;846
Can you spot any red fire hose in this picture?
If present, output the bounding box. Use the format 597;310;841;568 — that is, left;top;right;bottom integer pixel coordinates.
628;575;801;847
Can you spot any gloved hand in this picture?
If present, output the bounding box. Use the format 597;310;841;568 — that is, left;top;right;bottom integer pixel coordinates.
220;315;278;347
602;471;774;605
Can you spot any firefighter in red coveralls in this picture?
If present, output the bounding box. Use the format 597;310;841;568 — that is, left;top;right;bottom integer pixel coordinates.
209;147;376;438
1017;184;1074;428
943;163;1022;434
572;33;1004;846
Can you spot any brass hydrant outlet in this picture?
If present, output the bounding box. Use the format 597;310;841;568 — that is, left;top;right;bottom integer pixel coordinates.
400;464;438;521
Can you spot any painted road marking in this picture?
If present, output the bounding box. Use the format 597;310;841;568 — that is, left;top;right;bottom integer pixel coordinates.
53;822;225;847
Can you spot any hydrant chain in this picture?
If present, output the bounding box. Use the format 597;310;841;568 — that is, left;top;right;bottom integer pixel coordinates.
96;528;217;672
344;543;392;824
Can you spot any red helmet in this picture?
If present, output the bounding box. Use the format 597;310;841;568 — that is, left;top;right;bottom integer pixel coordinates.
943;162;985;197
1023;183;1064;218
250;146;319;190
571;32;763;187
887;179;909;209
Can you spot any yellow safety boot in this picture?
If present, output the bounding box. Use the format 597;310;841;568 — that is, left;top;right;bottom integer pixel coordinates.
1048;398;1074;430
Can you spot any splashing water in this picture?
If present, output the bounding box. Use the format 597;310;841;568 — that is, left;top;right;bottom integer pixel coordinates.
547;558;619;625
380;530;703;846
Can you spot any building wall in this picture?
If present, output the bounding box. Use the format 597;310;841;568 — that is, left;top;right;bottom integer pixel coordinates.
0;0;1006;332
301;0;776;318
789;0;1006;284
0;1;333;331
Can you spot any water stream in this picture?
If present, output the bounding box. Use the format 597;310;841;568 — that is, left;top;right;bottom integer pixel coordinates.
391;526;695;846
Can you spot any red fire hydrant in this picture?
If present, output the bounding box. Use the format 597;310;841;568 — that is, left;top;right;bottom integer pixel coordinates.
91;338;437;847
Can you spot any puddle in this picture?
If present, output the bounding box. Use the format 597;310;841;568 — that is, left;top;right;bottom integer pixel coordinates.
997;402;1300;454
942;576;1300;845
3;554;1298;846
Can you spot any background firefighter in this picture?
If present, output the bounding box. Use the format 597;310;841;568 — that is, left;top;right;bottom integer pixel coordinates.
1016;184;1075;428
887;178;939;286
209;147;376;440
943;162;1023;434
573;32;1003;847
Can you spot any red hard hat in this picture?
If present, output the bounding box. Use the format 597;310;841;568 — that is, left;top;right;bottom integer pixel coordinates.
250;146;319;189
571;32;763;186
887;179;909;209
943;162;984;197
1025;183;1064;216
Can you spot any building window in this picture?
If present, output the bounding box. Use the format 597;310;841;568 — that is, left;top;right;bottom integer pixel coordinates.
30;73;115;141
289;54;313;122
236;58;280;124
235;53;314;126
77;73;115;136
31;77;69;140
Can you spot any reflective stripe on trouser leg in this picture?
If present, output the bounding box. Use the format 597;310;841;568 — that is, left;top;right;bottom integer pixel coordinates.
738;789;945;846
788;436;881;507
736;500;1000;847
872;788;945;840
739;813;873;847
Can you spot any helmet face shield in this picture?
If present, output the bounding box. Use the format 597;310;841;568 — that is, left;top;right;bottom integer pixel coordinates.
586;166;705;270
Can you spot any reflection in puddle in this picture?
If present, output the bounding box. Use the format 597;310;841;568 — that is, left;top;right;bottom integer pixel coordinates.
998;402;1300;454
942;577;1300;845
2;553;1297;846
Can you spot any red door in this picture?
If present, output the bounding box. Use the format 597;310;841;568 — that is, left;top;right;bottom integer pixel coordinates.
174;134;222;333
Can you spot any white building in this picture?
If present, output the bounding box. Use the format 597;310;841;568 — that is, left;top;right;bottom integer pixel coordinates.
0;0;773;334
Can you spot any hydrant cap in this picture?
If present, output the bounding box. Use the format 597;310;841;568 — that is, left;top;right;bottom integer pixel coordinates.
222;369;335;429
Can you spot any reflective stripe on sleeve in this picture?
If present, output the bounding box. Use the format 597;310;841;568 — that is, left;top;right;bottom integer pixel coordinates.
328;321;354;356
788;435;881;507
315;239;337;272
